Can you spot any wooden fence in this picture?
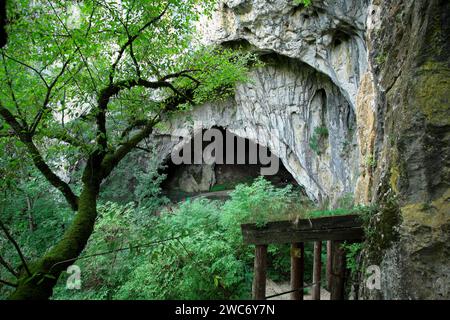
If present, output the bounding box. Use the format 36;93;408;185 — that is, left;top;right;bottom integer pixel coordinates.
241;214;364;300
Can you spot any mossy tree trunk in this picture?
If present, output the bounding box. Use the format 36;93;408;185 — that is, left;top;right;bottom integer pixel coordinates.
8;162;102;300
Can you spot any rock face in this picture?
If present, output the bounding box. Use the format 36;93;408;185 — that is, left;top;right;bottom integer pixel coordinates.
151;0;449;299
201;0;368;109
357;0;450;300
151;56;358;203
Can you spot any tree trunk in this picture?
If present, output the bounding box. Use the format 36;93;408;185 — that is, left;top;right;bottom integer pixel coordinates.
8;183;99;300
26;196;36;232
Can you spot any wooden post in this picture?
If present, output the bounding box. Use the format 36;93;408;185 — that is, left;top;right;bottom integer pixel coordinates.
326;240;332;290
329;240;346;300
290;242;304;300
252;244;268;300
312;241;322;300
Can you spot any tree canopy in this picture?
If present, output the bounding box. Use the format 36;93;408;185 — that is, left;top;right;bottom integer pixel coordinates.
0;0;254;299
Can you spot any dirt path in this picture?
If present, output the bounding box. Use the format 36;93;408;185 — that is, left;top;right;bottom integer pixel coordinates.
187;190;233;201
266;279;330;300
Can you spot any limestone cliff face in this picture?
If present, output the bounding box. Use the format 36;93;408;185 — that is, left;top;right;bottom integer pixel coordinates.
152;0;449;299
155;0;367;203
151;57;358;202
358;0;450;299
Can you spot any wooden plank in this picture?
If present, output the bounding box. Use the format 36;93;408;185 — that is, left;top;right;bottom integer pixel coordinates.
312;241;322;300
243;214;361;232
252;245;267;300
290;242;304;300
329;240;346;300
326;240;332;290
242;226;363;245
241;215;363;245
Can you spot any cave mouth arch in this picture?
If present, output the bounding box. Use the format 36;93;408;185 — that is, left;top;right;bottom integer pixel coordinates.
160;127;302;202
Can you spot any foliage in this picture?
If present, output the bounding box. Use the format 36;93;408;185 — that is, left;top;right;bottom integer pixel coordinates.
375;53;387;65
0;161;73;297
341;242;364;276
0;0;254;158
294;0;312;7
309;126;329;156
1;164;364;300
222;177;303;227
134;164;170;212
358;193;399;265
51;178;300;300
366;154;377;169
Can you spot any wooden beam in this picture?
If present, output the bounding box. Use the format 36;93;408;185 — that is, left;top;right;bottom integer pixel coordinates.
290;242;304;300
312;241;322;300
329;240;346;300
252;244;267;300
241;215;363;245
326;240;332;290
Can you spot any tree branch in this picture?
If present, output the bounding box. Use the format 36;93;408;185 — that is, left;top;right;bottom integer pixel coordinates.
1;50;26;126
0;278;17;287
21;138;79;211
95;78;173;159
129;41;141;78
29;53;74;134
47;0;98;94
99;85;194;180
120;119;149;139
40;130;84;148
133;146;151;153
0;254;18;278
100;117;159;180
159;69;200;82
0;104;79;211
109;2;170;84
2;52;49;87
0;219;31;277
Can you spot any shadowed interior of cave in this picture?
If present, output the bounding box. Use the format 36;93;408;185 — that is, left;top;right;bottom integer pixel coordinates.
160;127;301;202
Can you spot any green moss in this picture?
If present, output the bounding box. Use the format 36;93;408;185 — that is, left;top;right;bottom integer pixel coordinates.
390;165;400;194
293;0;312;7
400;189;450;228
9;185;99;300
360;192;400;265
389;149;401;194
309;126;329;156
307;207;359;218
365;154;377;170
413;66;450;127
375;53;387;65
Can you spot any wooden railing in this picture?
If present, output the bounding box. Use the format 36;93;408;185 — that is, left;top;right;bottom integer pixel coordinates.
241;214;364;300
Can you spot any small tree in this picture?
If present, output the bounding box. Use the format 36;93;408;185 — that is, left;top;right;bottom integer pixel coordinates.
0;0;252;299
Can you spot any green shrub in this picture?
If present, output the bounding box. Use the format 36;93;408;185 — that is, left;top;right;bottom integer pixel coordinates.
294;0;312;6
52;177;299;300
50;177;373;300
341;242;364;276
309;126;329;156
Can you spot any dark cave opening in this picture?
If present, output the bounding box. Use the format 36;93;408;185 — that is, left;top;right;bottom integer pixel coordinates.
160;127;301;202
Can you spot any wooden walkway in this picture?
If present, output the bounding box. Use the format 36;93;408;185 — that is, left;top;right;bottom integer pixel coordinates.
241;214;363;300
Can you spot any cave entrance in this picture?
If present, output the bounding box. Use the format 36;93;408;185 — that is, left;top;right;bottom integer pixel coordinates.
160;127;300;202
